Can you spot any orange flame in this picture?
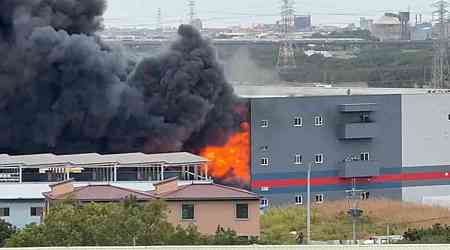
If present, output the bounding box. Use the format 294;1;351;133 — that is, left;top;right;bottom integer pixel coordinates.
200;122;250;184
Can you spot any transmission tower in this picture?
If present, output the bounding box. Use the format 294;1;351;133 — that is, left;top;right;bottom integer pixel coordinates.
432;0;450;89
277;0;297;73
157;8;163;34
188;0;196;24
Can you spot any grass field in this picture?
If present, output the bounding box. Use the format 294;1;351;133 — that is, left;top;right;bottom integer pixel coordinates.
260;199;450;244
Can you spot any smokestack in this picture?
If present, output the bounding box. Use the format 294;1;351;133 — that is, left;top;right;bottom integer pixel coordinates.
0;1;243;155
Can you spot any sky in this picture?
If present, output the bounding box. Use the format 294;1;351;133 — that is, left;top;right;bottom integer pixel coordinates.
104;0;435;28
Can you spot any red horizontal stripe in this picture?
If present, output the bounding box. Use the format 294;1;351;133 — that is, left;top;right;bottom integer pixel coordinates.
251;171;450;189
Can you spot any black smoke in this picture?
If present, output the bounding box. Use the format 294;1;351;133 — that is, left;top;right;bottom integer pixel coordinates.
0;0;243;155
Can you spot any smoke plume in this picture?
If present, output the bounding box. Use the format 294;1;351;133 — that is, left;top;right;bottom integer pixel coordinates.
0;0;243;155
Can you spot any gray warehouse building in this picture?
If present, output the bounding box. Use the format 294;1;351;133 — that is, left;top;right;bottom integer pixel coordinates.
235;86;450;207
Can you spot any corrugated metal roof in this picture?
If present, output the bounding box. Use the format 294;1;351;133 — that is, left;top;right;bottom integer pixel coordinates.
0;152;207;167
234;85;450;98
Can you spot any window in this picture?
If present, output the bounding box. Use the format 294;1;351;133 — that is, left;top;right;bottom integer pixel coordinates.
181;204;195;220
260;120;269;128
294;117;303;127
260;145;269;152
315;194;324;204
0;208;9;217
315;154;324;164
30;207;43;217
261;157;269;166
236;203;249;219
360;112;370;123
314;116;324;126
360;152;370;161
295;195;303;205
448;114;450;121
260;199;269;208
295;154;303;165
361;192;370;200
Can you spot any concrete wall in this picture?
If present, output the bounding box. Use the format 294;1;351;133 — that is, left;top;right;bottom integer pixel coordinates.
0;200;44;228
402;94;450;167
250;95;403;204
166;200;260;237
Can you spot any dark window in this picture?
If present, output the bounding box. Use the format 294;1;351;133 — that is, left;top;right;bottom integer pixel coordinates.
315;194;324;203
236;203;249;219
0;208;9;217
448;114;450;121
260;120;269;128
361;192;370;200
360;112;370;123
294;117;303;127
360;152;370;161
295;195;303;205
260;157;269;166
182;204;194;220
30;207;43;217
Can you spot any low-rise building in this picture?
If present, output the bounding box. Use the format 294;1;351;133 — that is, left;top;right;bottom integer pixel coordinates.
152;178;260;237
42;178;260;238
0;152;208;228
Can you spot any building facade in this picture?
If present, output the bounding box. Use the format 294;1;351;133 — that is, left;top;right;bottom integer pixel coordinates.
0;152;209;228
43;178;260;238
248;92;450;207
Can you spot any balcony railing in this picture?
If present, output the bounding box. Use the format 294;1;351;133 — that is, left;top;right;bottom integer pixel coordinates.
339;122;378;140
338;160;380;178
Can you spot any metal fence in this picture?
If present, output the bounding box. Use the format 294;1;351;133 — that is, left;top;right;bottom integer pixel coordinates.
3;245;450;250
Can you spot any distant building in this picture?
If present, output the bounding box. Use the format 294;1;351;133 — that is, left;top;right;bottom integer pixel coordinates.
371;14;402;41
360;17;373;31
295;15;312;32
44;178;261;237
412;23;433;41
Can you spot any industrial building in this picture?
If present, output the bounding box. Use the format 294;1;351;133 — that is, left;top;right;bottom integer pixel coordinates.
238;85;450;208
0;152;209;227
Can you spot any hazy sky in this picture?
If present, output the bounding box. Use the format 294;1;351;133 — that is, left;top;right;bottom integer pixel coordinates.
105;0;434;28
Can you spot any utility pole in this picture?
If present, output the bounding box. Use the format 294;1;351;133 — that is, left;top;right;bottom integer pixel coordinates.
277;0;297;73
188;0;196;25
306;161;312;244
346;178;364;245
432;0;450;89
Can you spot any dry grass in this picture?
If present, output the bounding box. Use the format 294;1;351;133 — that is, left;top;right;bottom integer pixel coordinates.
317;199;450;231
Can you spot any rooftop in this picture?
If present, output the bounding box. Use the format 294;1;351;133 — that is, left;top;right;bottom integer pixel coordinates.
0;152;207;167
44;184;156;202
233;84;450;98
154;182;260;201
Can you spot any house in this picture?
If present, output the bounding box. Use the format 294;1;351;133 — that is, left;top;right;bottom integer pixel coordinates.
42;178;260;237
152;178;260;237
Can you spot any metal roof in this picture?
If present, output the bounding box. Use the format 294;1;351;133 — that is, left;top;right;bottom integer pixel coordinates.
0;152;207;167
234;85;450;98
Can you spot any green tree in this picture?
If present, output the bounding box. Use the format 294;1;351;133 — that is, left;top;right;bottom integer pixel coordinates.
0;219;16;247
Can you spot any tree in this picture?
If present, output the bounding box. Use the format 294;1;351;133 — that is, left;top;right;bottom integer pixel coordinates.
0;219;15;247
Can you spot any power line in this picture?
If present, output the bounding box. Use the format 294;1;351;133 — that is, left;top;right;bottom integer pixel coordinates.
431;0;450;89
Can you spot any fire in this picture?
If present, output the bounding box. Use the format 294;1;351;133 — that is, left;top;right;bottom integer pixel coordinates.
200;122;250;184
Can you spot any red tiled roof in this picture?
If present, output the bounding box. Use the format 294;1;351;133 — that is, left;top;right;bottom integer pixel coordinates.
153;183;260;201
44;185;156;202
